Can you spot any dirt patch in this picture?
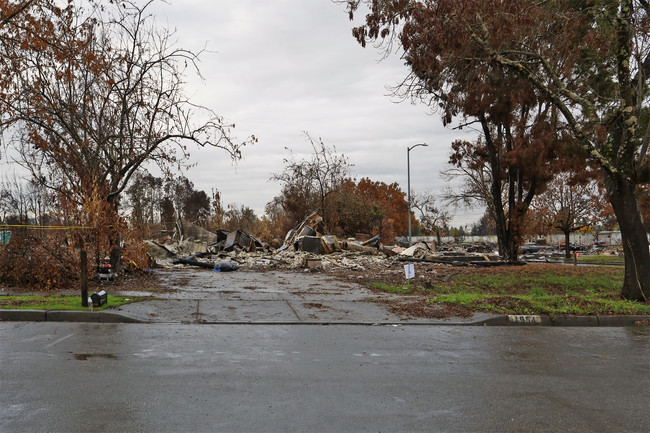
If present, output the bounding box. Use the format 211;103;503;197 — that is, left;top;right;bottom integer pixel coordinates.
159;275;190;290
329;262;467;289
303;302;331;310
0;298;36;307
385;297;474;319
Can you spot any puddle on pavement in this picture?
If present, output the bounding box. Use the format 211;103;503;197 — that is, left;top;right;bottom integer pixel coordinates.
74;353;117;361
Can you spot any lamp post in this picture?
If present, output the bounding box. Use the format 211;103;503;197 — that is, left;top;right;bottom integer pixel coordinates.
407;143;428;246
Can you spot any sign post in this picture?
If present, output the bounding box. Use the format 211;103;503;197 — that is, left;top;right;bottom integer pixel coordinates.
404;263;415;290
80;249;88;307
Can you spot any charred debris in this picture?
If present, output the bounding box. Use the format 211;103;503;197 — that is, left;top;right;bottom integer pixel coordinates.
145;213;500;272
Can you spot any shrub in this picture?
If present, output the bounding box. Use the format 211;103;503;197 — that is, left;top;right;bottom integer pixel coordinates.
0;229;79;290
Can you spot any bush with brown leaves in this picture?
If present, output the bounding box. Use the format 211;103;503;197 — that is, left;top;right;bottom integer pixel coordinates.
0;229;79;290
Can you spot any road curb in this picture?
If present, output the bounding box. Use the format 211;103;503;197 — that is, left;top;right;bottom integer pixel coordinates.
0;310;47;322
478;315;650;327
1;309;649;326
0;309;143;323
596;315;650;326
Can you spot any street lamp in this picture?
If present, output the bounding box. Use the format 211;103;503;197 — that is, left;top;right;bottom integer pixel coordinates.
407;143;428;246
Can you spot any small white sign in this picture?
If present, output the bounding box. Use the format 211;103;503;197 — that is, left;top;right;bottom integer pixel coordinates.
404;264;415;280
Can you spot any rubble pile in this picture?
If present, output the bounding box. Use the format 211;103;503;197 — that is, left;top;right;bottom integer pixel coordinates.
144;215;499;273
278;212;385;256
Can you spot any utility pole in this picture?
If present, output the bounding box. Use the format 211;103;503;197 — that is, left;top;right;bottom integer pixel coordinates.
407;143;428;246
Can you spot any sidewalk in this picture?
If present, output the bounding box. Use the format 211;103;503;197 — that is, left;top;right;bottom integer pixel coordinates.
1;269;649;326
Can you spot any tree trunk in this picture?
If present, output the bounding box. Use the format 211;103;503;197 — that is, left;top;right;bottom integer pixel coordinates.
494;212;519;263
503;227;519;263
108;197;123;273
605;171;649;302
564;231;571;260
482;120;526;263
109;242;122;273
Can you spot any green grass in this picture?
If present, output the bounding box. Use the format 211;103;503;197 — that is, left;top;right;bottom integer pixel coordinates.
371;282;412;295
370;265;650;316
0;294;147;310
448;270;621;295
431;293;650;315
570;255;625;265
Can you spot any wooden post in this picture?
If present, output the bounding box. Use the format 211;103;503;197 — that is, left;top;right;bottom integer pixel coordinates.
81;249;88;307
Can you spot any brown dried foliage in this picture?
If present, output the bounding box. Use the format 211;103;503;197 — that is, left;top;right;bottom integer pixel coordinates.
0;229;78;291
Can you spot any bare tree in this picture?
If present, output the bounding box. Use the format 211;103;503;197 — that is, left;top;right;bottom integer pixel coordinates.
223;203;257;233
411;190;451;246
270;131;352;229
2;0;254;268
0;176;28;223
532;174;603;259
0;174;54;225
125;171;164;225
441;140;496;216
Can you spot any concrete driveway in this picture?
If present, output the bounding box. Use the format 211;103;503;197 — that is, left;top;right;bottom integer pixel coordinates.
112;269;496;324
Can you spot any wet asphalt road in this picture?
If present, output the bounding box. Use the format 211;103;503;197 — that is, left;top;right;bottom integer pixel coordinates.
2;322;649;433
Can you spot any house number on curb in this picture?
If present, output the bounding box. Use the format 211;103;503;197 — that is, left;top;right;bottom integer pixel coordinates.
508;315;542;324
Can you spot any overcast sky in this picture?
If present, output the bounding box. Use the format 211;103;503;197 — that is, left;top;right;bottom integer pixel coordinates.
4;0;483;226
